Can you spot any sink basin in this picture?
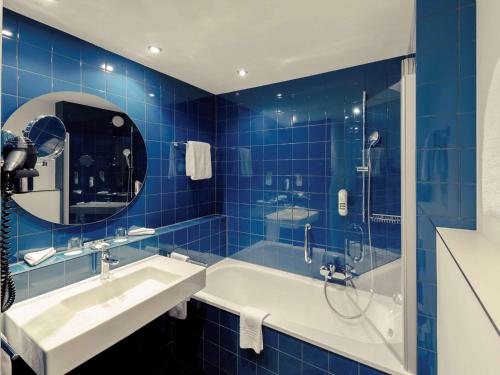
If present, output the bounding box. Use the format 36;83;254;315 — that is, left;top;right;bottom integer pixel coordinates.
3;255;205;375
265;206;319;225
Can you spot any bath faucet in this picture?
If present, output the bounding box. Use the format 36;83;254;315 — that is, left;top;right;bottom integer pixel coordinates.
320;263;355;282
100;247;119;280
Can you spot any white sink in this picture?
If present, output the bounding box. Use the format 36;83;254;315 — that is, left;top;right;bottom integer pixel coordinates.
3;255;205;375
265;206;319;222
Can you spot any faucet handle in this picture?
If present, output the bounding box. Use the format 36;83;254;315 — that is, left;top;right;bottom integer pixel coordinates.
105;257;119;266
101;248;119;265
320;263;335;279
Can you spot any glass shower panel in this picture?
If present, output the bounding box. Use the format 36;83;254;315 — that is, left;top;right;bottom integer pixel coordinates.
344;71;404;363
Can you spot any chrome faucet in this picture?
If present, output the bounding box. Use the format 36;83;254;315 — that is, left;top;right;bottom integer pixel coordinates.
320;263;355;282
100;247;119;280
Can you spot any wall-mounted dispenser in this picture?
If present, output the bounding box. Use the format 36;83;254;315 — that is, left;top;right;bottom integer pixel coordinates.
338;189;348;216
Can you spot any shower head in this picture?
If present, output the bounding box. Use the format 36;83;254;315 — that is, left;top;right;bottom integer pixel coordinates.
122;148;131;168
368;131;380;148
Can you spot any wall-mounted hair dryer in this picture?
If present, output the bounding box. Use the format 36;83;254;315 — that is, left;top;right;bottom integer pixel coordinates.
1;133;40;312
2;134;39;193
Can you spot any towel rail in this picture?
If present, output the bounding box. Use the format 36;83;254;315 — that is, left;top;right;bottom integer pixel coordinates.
172;141;188;148
172;141;215;149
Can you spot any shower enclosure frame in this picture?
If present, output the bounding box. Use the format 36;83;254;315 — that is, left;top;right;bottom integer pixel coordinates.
401;57;417;373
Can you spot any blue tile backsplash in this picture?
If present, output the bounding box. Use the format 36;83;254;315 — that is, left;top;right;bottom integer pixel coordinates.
177;300;388;375
415;0;476;374
1;9;217;263
11;214;226;301
215;57;403;278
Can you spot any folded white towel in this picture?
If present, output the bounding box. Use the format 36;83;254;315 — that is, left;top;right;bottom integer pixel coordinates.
170;252;190;262
24;247;56;266
185;141;212;180
128;226;155;236
240;306;269;354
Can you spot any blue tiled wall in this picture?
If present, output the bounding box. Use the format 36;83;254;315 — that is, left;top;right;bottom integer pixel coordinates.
179;300;387;375
416;1;476;374
11;215;226;302
1;9;217;263
215;57;403;278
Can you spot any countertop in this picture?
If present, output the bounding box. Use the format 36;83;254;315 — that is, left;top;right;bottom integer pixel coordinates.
437;227;500;335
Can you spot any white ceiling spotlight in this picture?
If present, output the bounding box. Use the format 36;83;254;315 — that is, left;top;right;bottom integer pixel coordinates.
148;45;162;54
2;29;13;37
100;64;114;72
237;69;248;78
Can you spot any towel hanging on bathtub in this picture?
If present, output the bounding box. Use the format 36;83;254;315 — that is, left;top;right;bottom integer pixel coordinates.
240;306;269;354
185;141;212;180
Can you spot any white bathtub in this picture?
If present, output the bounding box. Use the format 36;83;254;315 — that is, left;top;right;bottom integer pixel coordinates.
195;258;409;375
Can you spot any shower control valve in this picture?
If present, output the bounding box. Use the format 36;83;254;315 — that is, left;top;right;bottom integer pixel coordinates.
320;263;335;280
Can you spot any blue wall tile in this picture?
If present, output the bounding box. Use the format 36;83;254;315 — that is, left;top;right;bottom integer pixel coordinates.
216;57;403;279
187;301;386;375
28;262;65;297
416;2;476;373
2;9;217;265
18;42;52;76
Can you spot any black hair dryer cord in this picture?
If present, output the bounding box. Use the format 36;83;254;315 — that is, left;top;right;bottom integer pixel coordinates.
1;181;16;312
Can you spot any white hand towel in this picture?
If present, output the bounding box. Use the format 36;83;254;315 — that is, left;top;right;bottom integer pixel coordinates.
238;147;253;176
239;306;269;354
185;141;212;180
168;252;191;319
170;252;190;262
128;226;156;236
24;247;56;267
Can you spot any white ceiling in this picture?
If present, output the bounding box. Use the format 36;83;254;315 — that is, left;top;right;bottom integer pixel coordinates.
4;0;414;94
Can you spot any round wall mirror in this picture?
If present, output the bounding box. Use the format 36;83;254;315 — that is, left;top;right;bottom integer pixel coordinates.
2;92;147;225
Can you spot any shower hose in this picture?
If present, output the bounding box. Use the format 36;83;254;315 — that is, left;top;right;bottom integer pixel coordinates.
323;148;375;320
1;178;16;312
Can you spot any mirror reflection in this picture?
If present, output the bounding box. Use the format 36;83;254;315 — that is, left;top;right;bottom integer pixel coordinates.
24;115;66;161
2;92;147;225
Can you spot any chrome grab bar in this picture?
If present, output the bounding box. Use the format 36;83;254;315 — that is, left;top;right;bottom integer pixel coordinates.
1;337;19;360
304;223;312;264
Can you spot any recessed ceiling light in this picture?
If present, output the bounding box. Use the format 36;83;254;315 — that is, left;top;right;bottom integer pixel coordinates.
100;64;114;72
148;46;162;54
148;93;155;97
2;29;13;37
352;106;361;115
276;93;283;99
237;69;248;77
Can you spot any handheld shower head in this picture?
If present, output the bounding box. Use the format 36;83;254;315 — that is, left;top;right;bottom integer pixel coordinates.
368;131;380;148
122;148;131;168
